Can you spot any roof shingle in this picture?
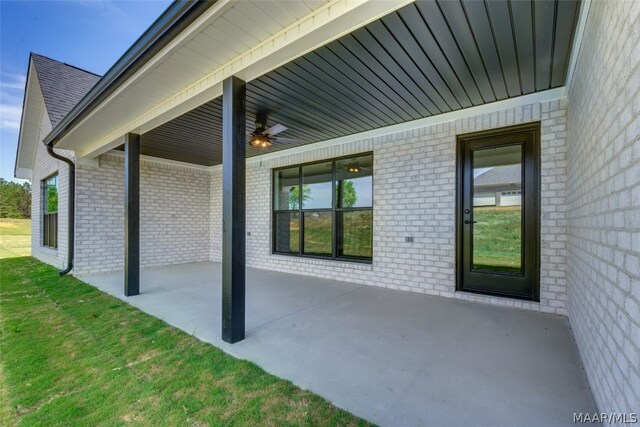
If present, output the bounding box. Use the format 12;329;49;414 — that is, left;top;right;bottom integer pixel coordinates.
474;164;521;187
31;53;101;128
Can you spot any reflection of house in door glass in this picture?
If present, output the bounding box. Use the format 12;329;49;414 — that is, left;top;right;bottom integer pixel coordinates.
473;164;522;207
471;144;523;272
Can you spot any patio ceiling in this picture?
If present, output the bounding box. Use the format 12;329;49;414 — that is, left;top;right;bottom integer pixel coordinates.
134;0;581;166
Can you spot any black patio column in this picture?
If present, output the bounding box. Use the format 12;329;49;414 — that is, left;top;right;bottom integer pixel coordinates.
124;133;140;297
221;76;246;343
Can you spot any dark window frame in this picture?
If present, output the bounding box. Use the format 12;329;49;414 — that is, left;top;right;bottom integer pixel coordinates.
455;123;541;302
42;173;58;249
272;152;373;264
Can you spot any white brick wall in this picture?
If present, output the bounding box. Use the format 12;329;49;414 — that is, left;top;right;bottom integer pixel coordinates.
31;108;72;270
32;100;568;316
24;2;640;412
566;0;640;414
211;100;569;314
74;153;211;275
210;168;222;262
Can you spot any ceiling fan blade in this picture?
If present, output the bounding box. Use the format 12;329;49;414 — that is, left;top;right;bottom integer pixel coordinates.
263;124;287;136
270;136;303;144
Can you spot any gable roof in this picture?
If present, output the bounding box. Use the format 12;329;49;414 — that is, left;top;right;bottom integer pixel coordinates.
474;164;521;187
14;53;101;179
30;53;101;128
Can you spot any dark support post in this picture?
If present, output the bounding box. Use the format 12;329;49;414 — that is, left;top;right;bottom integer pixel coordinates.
221;76;246;343
124;133;140;297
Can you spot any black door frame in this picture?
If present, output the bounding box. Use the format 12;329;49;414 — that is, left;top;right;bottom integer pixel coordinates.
455;122;541;302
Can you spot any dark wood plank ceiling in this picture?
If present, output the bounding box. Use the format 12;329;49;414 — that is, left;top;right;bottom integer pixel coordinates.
138;0;581;166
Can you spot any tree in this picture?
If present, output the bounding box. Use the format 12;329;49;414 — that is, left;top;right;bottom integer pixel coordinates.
341;180;358;208
287;182;358;209
288;185;311;210
46;182;57;213
0;179;31;219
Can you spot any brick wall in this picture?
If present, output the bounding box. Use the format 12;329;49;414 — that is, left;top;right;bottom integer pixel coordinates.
74;153;211;275
566;0;640;414
211;99;569;314
210;169;222;262
31;109;72;270
33;100;568;315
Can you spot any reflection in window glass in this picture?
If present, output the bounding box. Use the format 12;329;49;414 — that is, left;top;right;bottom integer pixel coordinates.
336;154;373;208
274;212;300;253
303;211;332;256
44;175;58;213
338;210;372;258
272;153;373;262
42;174;58;248
274;167;300;210
302;162;333;209
472;144;522;273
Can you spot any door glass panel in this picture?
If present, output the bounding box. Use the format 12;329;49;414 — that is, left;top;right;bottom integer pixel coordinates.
472;144;522;273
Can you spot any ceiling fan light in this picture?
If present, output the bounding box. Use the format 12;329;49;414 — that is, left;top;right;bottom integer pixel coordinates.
250;134;272;149
346;162;361;173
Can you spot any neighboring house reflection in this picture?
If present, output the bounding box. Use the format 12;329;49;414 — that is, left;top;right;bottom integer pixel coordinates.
473;164;522;207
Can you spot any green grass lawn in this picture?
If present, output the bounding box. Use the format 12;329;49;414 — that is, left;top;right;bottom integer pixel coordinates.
288;212;373;258
472;206;522;271
0;219;31;259
0;257;370;426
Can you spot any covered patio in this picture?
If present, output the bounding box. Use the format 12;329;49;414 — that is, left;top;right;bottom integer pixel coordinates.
10;0;640;418
24;0;636;419
80;263;597;426
52;0;588;345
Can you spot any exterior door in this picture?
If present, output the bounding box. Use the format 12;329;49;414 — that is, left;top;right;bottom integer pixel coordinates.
456;123;540;301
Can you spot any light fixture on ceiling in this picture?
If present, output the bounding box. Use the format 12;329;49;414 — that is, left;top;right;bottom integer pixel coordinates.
249;134;272;149
346;162;361;173
249;112;303;150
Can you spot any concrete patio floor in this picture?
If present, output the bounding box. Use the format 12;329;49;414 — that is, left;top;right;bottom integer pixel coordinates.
80;262;597;426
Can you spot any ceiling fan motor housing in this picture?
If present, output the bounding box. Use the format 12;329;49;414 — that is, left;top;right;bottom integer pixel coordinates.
250;111;271;148
254;111;268;135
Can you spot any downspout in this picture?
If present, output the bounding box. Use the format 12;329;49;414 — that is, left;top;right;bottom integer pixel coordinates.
44;142;74;276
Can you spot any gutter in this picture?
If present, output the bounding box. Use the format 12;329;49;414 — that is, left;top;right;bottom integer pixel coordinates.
43;0;214;147
44;143;75;276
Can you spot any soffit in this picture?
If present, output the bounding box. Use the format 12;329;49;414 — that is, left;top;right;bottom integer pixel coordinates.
55;0;331;151
137;0;580;166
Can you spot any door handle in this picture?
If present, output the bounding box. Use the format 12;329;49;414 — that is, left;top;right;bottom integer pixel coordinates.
464;219;477;224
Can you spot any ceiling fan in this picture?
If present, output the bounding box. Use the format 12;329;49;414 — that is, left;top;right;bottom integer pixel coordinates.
345;161;372;173
249;112;303;149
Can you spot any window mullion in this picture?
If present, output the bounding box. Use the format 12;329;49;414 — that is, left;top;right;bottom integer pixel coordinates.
272;153;373;263
331;160;337;259
298;166;303;255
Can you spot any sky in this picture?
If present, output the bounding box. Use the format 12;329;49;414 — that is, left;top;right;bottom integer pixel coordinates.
0;0;171;183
